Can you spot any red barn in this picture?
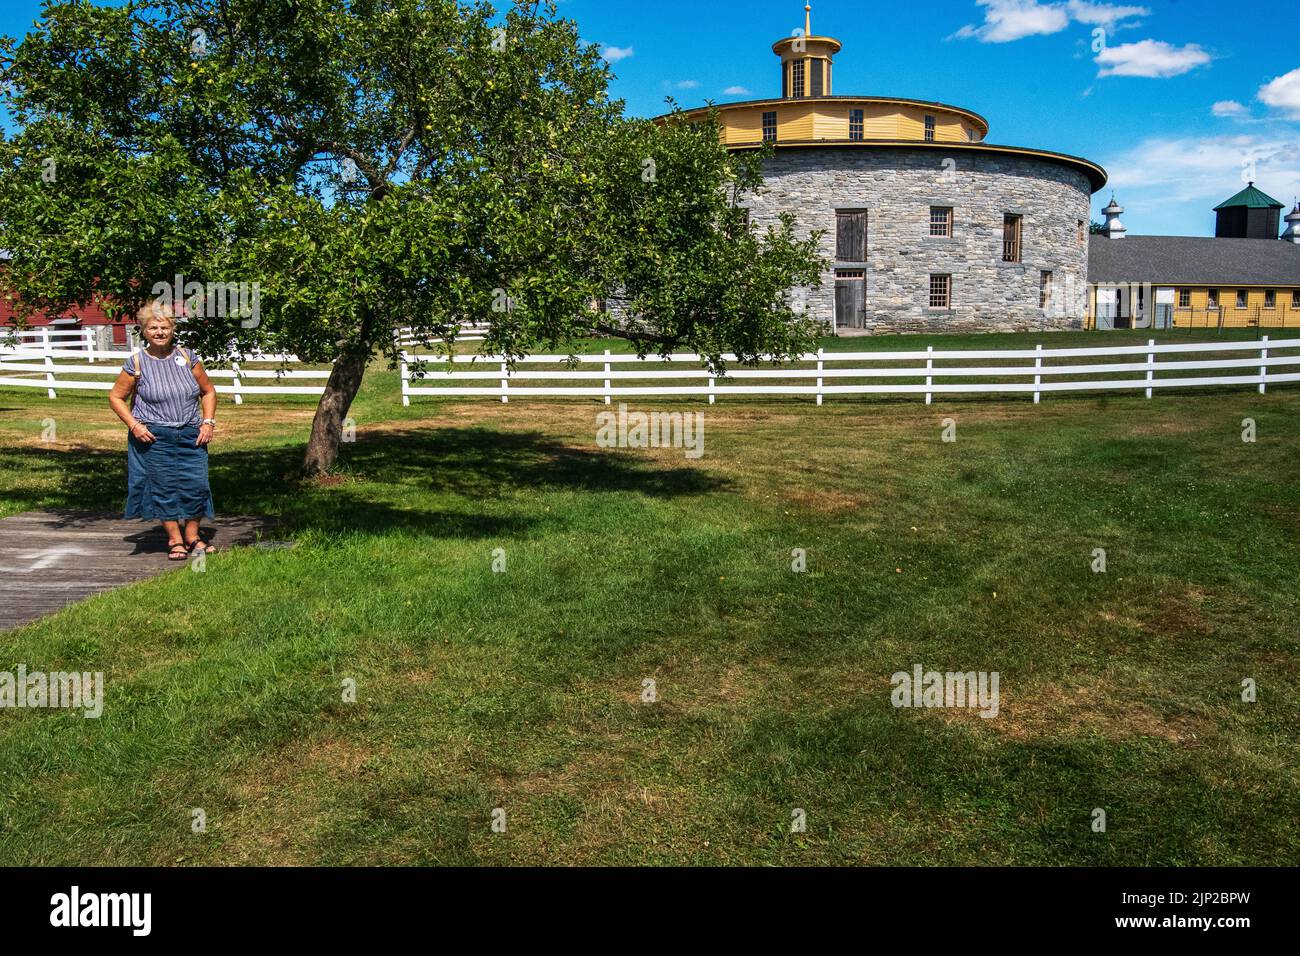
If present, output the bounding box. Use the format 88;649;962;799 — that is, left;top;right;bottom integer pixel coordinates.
0;296;132;345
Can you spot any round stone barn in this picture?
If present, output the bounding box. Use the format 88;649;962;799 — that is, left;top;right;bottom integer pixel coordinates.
663;4;1108;335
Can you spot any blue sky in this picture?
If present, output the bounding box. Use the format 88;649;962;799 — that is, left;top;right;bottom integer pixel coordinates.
570;0;1300;236
3;1;1298;235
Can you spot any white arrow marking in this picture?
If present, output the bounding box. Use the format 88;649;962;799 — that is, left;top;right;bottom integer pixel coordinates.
17;545;94;571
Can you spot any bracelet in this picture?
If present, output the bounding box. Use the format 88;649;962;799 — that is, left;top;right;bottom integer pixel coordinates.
201;419;217;427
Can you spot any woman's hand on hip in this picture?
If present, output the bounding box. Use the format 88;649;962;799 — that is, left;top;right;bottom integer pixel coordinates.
130;422;156;443
197;423;215;446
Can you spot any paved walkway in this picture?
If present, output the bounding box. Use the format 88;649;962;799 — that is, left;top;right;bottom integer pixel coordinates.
0;511;279;631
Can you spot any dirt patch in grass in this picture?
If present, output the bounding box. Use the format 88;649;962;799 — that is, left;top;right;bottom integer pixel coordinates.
927;678;1215;744
1143;588;1214;641
783;487;871;514
223;734;381;865
1129;420;1203;437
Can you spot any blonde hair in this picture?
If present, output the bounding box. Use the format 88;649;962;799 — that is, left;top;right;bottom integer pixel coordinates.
137;300;176;330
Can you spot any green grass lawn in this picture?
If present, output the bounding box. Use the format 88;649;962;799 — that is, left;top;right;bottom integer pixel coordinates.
1;332;1298;865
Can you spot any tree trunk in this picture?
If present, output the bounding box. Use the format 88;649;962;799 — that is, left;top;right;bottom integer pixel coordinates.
301;348;370;476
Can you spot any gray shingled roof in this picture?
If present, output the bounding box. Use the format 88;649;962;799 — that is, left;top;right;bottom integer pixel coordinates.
1089;236;1300;285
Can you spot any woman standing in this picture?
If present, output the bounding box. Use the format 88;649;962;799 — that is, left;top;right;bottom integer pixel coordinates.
108;301;219;559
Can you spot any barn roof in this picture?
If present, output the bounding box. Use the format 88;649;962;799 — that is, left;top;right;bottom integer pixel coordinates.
1088;236;1300;285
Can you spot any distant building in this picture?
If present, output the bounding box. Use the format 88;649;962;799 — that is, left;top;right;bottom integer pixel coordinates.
660;3;1107;334
1214;183;1284;240
0;250;132;344
0;295;130;345
1088;187;1300;330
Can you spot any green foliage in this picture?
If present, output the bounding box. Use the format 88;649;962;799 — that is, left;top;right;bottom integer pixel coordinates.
0;0;822;371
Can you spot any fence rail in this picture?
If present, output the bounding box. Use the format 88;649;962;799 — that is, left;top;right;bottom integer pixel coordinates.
1;327;99;357
1094;306;1300;331
395;323;489;348
0;345;327;403
401;337;1300;406
7;337;1299;407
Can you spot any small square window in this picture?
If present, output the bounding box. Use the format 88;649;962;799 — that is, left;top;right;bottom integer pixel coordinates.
929;274;951;309
1207;289;1220;308
1236;289;1248;309
1292;291;1300;309
929;206;953;237
762;111;777;142
924;115;936;142
1264;290;1276;309
1178;288;1191;308
849;109;864;141
1039;271;1053;309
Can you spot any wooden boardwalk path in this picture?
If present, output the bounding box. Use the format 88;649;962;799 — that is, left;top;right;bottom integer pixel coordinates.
0;511;279;632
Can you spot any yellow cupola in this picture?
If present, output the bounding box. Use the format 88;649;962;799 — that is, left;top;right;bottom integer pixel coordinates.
772;4;841;98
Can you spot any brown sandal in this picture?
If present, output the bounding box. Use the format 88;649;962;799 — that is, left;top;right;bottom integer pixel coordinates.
167;542;189;561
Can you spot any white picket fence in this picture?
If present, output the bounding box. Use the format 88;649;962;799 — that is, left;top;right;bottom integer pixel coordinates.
1;327;99;356
395;322;489;348
0;345;330;403
401;337;1300;406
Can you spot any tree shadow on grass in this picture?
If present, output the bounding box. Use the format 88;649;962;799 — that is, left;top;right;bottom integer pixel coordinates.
0;425;730;539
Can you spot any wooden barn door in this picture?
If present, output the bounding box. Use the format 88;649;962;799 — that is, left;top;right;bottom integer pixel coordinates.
835;270;865;330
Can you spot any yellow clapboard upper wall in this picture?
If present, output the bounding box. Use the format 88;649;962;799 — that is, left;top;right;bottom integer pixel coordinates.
663;4;991;147
652;4;1108;192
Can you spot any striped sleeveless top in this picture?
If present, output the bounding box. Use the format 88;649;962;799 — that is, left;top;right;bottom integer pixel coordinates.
124;347;202;427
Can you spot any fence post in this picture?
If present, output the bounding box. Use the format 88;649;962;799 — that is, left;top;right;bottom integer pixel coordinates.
43;335;56;399
1260;335;1269;395
1146;338;1155;400
231;360;244;406
84;328;95;362
500;360;508;404
604;349;611;406
816;347;823;407
399;353;410;407
1033;343;1042;405
925;345;933;406
708;370;715;405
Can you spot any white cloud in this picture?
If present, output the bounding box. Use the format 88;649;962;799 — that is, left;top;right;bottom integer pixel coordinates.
954;0;1146;43
1101;134;1300;217
600;44;634;64
1258;68;1300;120
1095;39;1211;78
1212;100;1247;118
670;80;699;90
1065;1;1148;27
954;1;1069;43
723;86;752;96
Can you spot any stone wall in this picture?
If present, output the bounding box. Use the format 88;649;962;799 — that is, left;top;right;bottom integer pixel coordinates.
743;147;1096;334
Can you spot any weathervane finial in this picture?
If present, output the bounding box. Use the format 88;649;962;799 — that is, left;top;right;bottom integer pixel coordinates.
805;4;812;38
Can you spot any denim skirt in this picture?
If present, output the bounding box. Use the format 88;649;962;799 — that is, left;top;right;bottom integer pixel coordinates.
124;423;215;521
